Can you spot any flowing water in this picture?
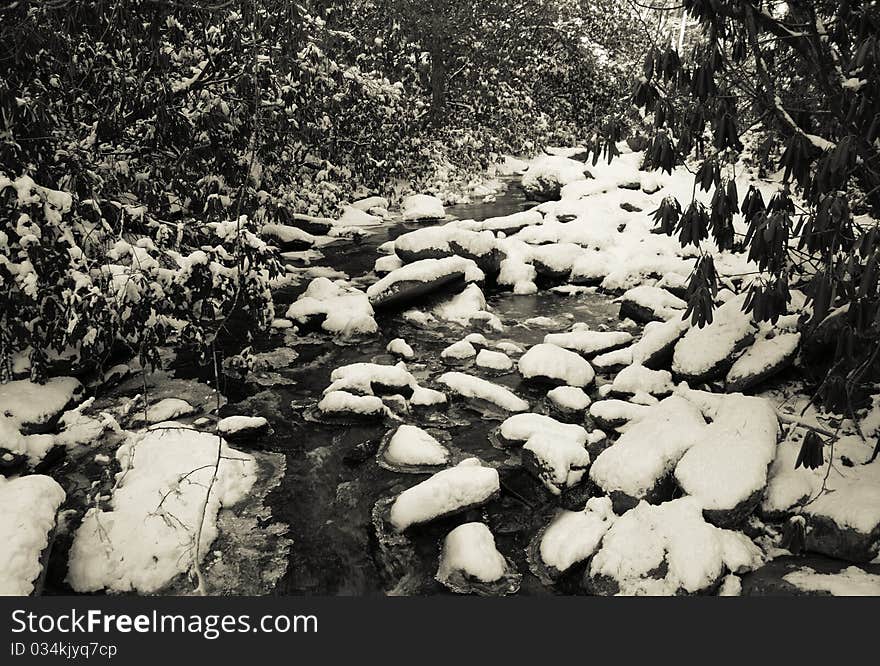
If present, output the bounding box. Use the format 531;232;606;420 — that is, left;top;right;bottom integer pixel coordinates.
211;181;623;595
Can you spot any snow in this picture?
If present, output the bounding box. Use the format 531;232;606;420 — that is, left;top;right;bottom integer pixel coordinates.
0;376;83;428
631;318;690;365
386;338;415;359
401;194;445;221
432;284;501;330
538;497;616;572
725;331;801;388
0;475;65;595
439;372;529;412
518;343;595;387
544;329;633;357
374;254;403;274
547;386;591;411
394;224;498;260
366;256;483;302
499;413;587;446
619;285;687;321
673;390;779;512
521;155;588;198
325;362;415;395
611;364;675;396
475;349;513;371
442;339;477;360
389;458;500;530
672;294;756;379
410;385;448;407
523;433;591;494
589;396;707;499
495;341;525;355
782;566;880;596
338;205;383;227
317;391;387;417
217;415;268;436
351;195;389;212
67;425;256;593
437;522;506;583
383;425;450;466
588;497;764;595
144;398;195;424
285;277;377;336
588;399;651;427
261;223;315;247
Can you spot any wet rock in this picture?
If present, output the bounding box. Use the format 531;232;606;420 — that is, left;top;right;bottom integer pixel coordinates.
620;202;642;212
805;514;880;563
741;555;880;596
342;436;382;467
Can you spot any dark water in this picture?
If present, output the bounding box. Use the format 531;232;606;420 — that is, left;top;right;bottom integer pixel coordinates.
221;181;623;595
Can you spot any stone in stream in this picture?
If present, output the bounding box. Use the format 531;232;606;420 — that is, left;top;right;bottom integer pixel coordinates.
588;399;651;431
493;413;588;449
285;277;378;337
377;425;451;474
544;328;634;358
617;285;687;324
316;391;388;421
286;212;335;235
438;372;529;413
260;223;316;251
522;433;591;497
740;555;880;596
518;343;595;388
401;194;445;221
366;257;483;309
217;415;270;442
582;497;763;596
0;377;84;433
435;522;521;596
609;364;675;399
520;155;589;201
394;225;502;274
545;386;591;419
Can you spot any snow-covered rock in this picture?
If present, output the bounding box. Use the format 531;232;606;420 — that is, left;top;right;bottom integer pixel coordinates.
496;413;588;448
436;522;520;595
618;285;686;323
410;385;448;407
0;377;83;431
585;497;764;595
380;425;450;470
432;284;502;330
394;224;501;273
672;294;756;383
781;566;880;596
367;257;482;309
725;331;801;392
67;425;256;593
325;362;415;397
386;338;415;359
546;386;591;415
143;398;195;424
589;395;707;510
260;223;316;250
588;399;651;430
217;415;269;441
610;364;675;398
544;329;633;358
438;372;529;412
521;155;589;201
522;433;591;496
285;277;377;337
475;349;513;372
317;391;387;419
401;194;445;221
673;390;779;526
530;497;616;581
518;343;595;388
388;458;500;530
338;205;383;227
0;475;65;595
441;339;477;361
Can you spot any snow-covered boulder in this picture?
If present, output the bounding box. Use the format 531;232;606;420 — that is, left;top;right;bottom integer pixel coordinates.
530;243;584;281
631;318;690;368
338;205;383;227
325;362;415;397
317;391;387;420
528;497;615;583
401;194;445;221
618;285;686;324
432;284;502;330
762;432;880;562
673;390;779;526
478;208;544;235
351;195;389;213
388;458;500;531
475;349;513;372
441;339;477;362
0;377;83;432
584;497;764;595
386;338;415;359
518;343;595;388
672;295;756;384
610;364;675;398
495;413;587;448
142;398;195;424
67;425;257;593
439;372;529;413
544;329;633;358
521;156;589;201
379;425;450;472
217;415;269;441
260;223;316;250
436;522;520;595
522;433;591;496
286;278;377;337
366;257;482;309
588;399;651;430
410;385;448;408
394;225;502;273
0;475;65;595
589;395;707;511
546;385;591;417
725;331;801;393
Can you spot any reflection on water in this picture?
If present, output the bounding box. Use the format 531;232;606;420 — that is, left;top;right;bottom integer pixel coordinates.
212;180;623;595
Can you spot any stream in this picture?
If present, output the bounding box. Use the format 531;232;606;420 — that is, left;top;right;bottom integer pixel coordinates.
208;181;622;595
